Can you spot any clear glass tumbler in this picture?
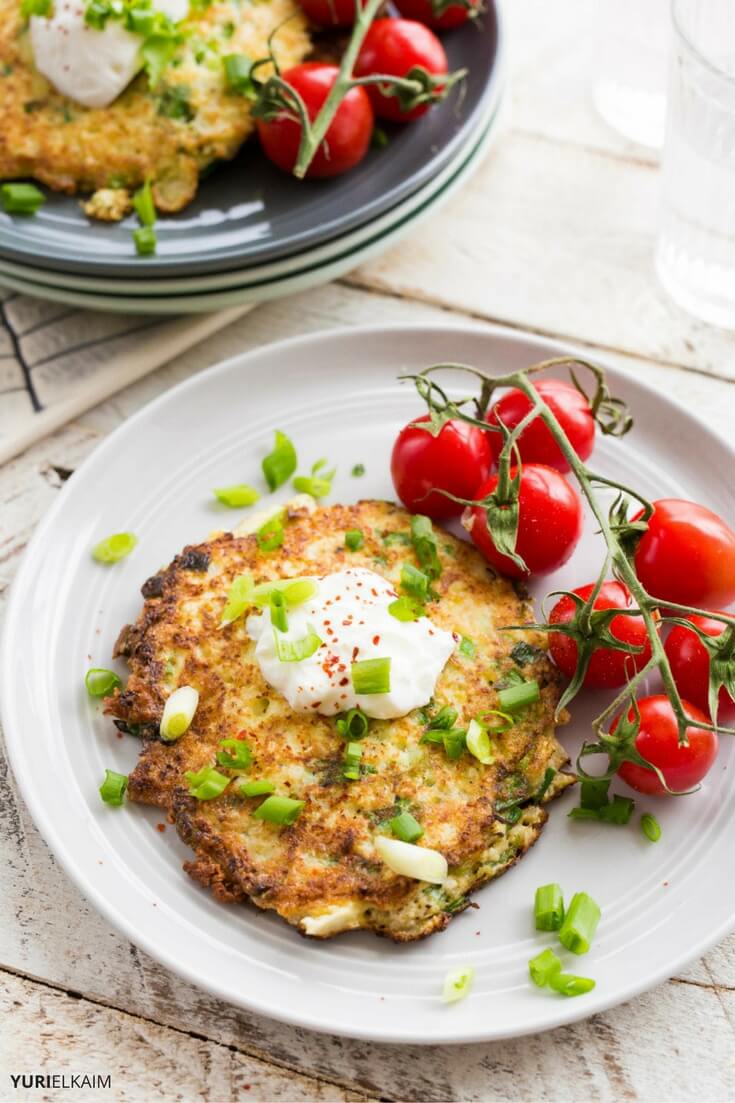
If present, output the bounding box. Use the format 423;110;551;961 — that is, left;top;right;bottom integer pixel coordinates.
656;0;735;328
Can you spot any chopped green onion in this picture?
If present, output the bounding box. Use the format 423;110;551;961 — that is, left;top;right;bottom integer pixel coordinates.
351;464;365;476
390;810;423;843
478;709;513;734
221;572;254;627
84;0;111;28
345;529;364;551
216;738;252;770
641;812;662;842
458;636;476;658
160;685;199;741
132;179;155;226
133;226;157;256
343;741;363;781
426;706;458;731
510;641;544;667
442;966;474;1004
1;181;45;215
580;778;610;811
262;430;297;492
442;729;467;759
374;835;447;883
126;6;156;34
269;589;288;633
382;531;411;547
400;563;433;603
497;679;540;713
253;794;305;825
335;708;369;740
558;892;601;955
236;778;275;797
466;718;494;766
598;795;635;825
388;596;424;622
410;514;441;579
371;126;390;150
351;657;391;695
141;34;179;90
21;0;52;15
213;484;260;508
99;769;128;806
85;668;121;698
185;765;230;801
293;458;335;499
273;628;322;662
529;948;562;987
257;512;285;552
549;973;596;997
534;883;565;931
91;532;137;564
252;577;318;607
223;52;255;95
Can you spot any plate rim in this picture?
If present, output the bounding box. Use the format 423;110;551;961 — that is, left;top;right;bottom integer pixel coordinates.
4;321;735;1045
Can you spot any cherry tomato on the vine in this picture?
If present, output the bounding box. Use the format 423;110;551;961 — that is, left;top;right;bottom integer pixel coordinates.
549;581;653;689
467;463;583;579
633;499;735;610
297;0;364;25
390;414;492;520
665;614;735;721
256;63;374;178
485;379;595;474
613;695;717;796
394;0;481;30
354;19;448;122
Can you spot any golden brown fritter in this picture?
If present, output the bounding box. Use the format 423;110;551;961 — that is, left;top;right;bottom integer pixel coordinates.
105;500;574;941
0;0;310;214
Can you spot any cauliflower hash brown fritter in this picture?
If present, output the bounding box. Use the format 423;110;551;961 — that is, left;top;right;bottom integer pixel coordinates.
0;0;310;214
105;499;574;941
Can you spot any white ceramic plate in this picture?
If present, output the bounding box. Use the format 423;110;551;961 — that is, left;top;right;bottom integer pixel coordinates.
0;97;504;314
4;324;735;1044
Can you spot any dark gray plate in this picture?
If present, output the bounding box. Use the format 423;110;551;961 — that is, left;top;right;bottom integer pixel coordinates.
0;5;500;278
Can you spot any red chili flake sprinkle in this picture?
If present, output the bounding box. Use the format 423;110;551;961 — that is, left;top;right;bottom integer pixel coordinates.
429;629;435;636
371;588;378;597
340;693;347;699
324;619;331;626
156;823;166;833
373;635;380;645
312;701;321;708
339;677;349;686
352;647;359;660
359;620;365;625
335;595;342;601
338;663;346;672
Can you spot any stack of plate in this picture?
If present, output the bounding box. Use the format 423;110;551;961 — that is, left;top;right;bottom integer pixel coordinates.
0;5;505;314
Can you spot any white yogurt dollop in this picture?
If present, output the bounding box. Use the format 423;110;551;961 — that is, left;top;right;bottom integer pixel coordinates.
31;0;188;109
247;568;456;720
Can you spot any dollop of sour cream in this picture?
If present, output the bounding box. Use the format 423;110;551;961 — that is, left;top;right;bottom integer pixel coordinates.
30;0;188;109
247;568;456;720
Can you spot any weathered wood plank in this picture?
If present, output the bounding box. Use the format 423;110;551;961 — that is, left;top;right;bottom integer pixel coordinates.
1;284;734;1102
1;970;366;1102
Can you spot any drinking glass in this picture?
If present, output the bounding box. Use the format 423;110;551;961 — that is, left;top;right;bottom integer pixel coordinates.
656;0;735;328
593;0;671;149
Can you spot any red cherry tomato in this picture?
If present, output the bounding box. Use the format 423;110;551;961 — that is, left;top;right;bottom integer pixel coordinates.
390;414;492;520
394;0;481;30
613;695;717;796
297;0;364;25
256;63;374;178
486;379;595;474
354;19;448;122
549;581;653;689
665;614;735;720
633;499;735;610
468;464;583;579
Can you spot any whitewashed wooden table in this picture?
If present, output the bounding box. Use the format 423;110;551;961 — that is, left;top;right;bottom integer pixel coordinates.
3;2;735;1099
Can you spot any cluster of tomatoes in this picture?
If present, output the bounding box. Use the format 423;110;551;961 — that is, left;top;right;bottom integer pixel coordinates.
391;379;735;797
256;1;479;178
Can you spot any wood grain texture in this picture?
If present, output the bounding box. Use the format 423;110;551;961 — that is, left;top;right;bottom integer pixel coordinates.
1;284;734;1102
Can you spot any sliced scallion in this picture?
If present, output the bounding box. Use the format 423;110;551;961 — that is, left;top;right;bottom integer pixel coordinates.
216;738;252;770
497;679;540;713
465;718;494;766
335;708;369;740
293;458;335;499
549;973;596;997
351;463;365;477
257;512;285;552
528;948;562;988
410;514;441;580
185;765;230;800
262;430;297;491
99;769;128;806
21;0;52;16
253;794;305;825
641;812;662;842
85;667;121;698
458;636;476;658
251;577;317;607
236;778;275;798
390;810;423;843
342;741;363;781
400;563;433;603
426;705;458;731
534;883;564;931
273;628;322;662
345;529;364;551
374;835;447;884
558;892;601;955
221;572;254;627
213;484;260;508
223;52;255;95
91;532;137;564
269;589;288;633
351;657;391;695
442;966;474;1004
1;181;45;215
133;225;157;256
132;179;155;226
160;684;199;741
388;596;424;622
